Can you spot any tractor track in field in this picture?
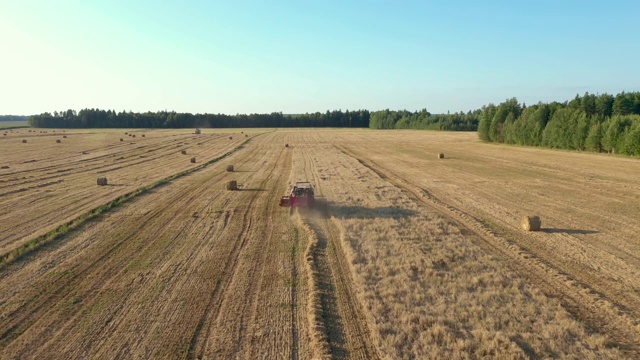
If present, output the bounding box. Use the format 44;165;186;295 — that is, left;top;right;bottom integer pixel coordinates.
289;226;300;360
0;134;249;255
297;145;380;360
190;142;301;359
0;134;189;181
0;202;180;347
0;133;219;191
338;145;640;357
1;133;310;358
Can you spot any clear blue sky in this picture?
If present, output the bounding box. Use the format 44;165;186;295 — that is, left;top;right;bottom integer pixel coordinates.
1;0;639;115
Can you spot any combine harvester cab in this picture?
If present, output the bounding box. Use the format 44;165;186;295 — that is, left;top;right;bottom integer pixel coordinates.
280;182;315;208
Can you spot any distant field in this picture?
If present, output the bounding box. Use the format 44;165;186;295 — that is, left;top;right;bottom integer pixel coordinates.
0;121;29;128
0;128;638;358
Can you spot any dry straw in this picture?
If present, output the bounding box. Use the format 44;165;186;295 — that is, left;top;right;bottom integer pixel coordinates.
522;215;541;231
297;217;331;359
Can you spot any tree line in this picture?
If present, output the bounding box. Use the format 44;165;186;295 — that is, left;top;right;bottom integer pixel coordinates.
478;92;640;156
27;107;481;131
368;109;479;130
27;109;371;129
21;90;640;157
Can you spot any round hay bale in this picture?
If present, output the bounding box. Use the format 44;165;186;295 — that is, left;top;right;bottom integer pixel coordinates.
241;131;244;133
63;135;67;138
285;143;289;148
56;139;61;143
245;134;248;137
22;139;27;143
437;153;444;159
1;166;9;169
229;136;233;140
226;180;238;191
521;215;541;231
181;150;187;155
120;138;124;141
142;134;145;137
3;134;6;136
96;177;108;186
132;134;136;138
125;132;128;135
226;165;234;172
190;157;196;163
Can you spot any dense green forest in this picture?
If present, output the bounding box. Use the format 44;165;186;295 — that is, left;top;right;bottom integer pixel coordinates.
478;92;640;156
21;90;640;156
368;109;479;130
27;108;479;131
27;109;370;129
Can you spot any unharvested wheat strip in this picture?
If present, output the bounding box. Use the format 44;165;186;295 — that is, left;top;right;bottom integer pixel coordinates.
339;145;640;357
296;139;623;358
337;133;640;330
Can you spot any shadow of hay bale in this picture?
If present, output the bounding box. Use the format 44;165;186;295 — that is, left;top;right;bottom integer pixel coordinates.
542;228;599;235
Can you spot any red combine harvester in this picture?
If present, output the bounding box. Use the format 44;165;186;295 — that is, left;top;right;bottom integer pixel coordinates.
279;182;315;208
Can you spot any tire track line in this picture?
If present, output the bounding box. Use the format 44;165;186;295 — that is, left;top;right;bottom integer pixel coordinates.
299;145;381;360
187;140;270;359
0;136;261;351
190;139;288;359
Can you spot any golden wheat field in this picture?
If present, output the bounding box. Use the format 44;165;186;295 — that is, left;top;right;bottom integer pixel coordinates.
1;128;639;359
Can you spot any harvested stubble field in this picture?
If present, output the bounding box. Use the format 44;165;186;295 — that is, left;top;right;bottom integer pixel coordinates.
0;128;639;359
